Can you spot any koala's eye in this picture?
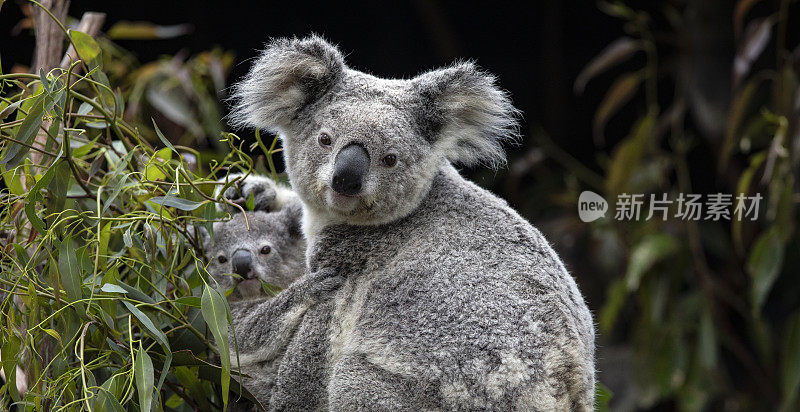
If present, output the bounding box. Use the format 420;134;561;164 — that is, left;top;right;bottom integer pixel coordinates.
318;132;332;149
260;245;271;255
217;255;228;264
381;154;397;167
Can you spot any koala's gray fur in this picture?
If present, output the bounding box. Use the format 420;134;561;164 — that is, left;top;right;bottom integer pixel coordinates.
229;35;595;411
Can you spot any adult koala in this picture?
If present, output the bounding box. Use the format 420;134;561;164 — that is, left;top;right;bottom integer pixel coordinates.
229;35;595;411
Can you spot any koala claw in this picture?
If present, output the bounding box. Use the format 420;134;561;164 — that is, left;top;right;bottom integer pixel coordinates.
218;174;281;213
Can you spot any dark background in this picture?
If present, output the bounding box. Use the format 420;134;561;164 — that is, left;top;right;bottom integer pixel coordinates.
1;0;624;169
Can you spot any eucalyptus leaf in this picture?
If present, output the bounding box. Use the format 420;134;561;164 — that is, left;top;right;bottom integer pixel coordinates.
100;283;128;294
149;195;205;211
0;93;44;168
71;30;103;70
123;301;172;405
747;227;785;312
134;342;154;412
201;283;231;408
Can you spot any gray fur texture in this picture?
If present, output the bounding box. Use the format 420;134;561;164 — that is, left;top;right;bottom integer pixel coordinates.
230;35;595;411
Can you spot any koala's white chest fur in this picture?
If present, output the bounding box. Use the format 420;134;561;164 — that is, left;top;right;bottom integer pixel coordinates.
327;273;374;365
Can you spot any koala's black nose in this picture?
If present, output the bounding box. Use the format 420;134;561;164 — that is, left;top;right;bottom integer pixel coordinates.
231;249;253;277
332;144;370;196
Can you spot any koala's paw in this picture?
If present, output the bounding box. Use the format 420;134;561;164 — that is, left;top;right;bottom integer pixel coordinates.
218;174;279;213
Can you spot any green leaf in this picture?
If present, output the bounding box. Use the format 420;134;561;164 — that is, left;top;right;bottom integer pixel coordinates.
39;68;50;91
0;93;44;168
575;37;640;94
599;279;628;334
116;281;155;305
94;382;126;412
70;30;103;70
174;366;213;410
122;300;172;395
134;342;154;412
1;167;25;195
154;147;172;163
261;281;283;298
146;88;203;136
100;283;128;294
595;381;614;412
25;159;62;234
0;100;21;120
697;306;717;370
102;172;132;216
149;195;205;211
721;76;766;170
733;152;767;252
123;227;133;248
174;296;201;308
201;283;231;408
747;227;785;312
605;112;655;196
1;334;21;401
152;119;177;155
72;135;100;157
593;71;643;142
98;221;111;270
43;328;62;345
144;163;166;181
77;102;93;115
45;159;69;213
107;21;192;40
58;237;84;308
779;311;800;411
246;191;255;211
625;233;678;291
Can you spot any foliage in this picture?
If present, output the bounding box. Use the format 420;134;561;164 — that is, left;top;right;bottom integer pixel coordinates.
557;0;800;410
0;9;279;411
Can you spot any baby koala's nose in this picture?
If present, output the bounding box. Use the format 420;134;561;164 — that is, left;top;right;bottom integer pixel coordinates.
332;143;370;196
231;249;254;277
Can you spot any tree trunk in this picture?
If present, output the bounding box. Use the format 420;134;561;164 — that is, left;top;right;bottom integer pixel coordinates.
31;0;71;73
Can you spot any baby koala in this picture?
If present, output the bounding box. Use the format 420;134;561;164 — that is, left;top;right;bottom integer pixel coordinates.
204;209;305;303
206;174;305;303
202;175;307;409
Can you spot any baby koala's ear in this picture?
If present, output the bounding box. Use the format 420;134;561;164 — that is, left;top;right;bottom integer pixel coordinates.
413;62;520;169
189;224;211;247
229;35;346;131
279;196;304;239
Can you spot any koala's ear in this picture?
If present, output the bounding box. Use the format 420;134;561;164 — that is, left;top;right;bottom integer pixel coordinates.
279;197;304;238
187;224;211;249
229;35;346;131
413;62;520;169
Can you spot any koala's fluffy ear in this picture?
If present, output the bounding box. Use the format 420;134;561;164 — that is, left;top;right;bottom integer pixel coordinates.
229;35;346;131
414;62;520;169
187;224;211;249
279;197;304;239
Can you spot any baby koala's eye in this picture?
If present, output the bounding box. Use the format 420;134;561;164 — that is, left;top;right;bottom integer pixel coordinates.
318;132;332;149
260;245;272;255
381;154;397;167
217;255;228;264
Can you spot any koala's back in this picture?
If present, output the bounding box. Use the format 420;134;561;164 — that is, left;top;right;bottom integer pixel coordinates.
303;164;594;411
